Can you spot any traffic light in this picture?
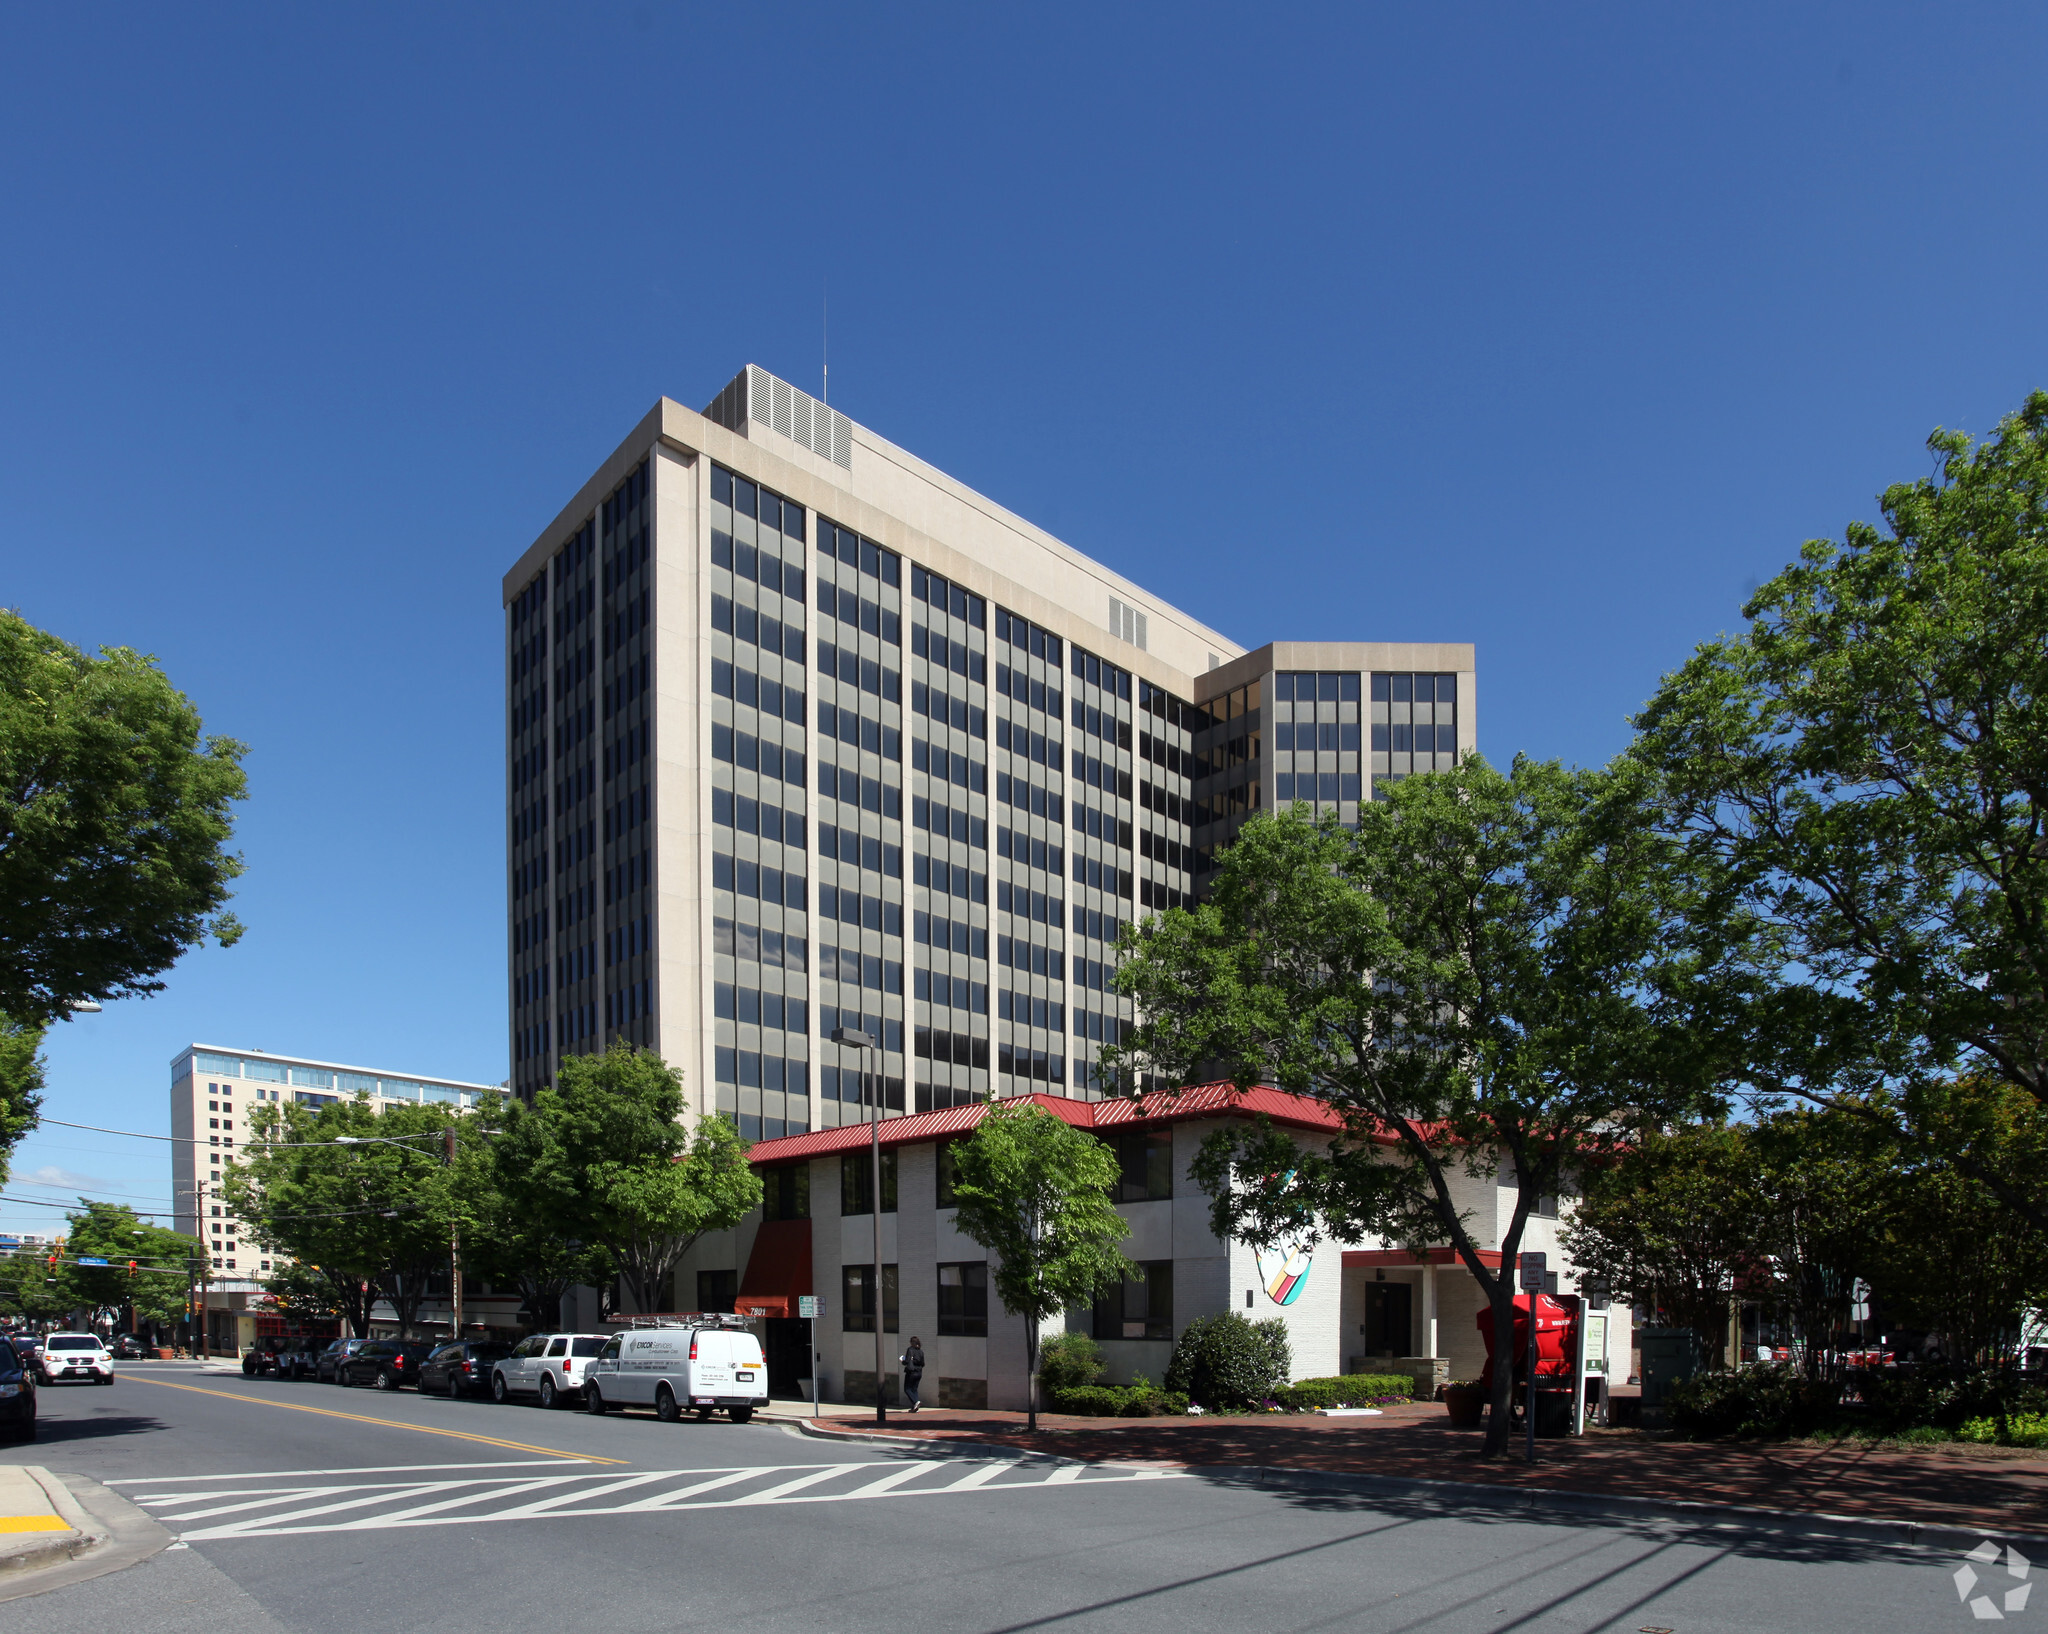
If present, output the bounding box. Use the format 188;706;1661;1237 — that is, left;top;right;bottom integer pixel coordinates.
128;1260;138;1277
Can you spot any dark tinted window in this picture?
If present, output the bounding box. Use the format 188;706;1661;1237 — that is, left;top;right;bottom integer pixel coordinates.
571;1338;606;1358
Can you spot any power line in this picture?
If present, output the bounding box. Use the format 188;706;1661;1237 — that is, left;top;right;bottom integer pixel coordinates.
36;1117;449;1151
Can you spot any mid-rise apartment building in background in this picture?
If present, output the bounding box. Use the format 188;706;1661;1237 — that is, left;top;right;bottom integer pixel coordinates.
171;1044;508;1349
503;365;1475;1134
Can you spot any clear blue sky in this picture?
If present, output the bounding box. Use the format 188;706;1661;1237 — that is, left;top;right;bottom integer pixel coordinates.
5;5;2046;1233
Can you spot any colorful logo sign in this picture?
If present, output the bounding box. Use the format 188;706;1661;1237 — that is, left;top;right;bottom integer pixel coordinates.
1256;1244;1313;1306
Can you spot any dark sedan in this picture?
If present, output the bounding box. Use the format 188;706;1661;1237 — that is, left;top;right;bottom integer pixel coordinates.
418;1340;514;1399
0;1339;35;1442
338;1340;438;1391
314;1338;370;1383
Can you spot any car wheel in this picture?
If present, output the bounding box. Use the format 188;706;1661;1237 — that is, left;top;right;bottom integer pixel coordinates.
99;1374;114;1386
695;1407;714;1423
654;1385;680;1423
585;1384;606;1416
538;1375;558;1410
491;1371;509;1404
445;1373;463;1399
339;1368;355;1388
242;1360;256;1376
372;1369;394;1391
728;1406;753;1424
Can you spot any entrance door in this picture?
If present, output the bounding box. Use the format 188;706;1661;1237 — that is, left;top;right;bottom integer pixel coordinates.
1364;1283;1413;1357
763;1318;810;1398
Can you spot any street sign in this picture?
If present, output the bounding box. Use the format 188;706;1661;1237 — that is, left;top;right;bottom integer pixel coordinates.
78;1256;108;1266
798;1295;822;1319
1518;1251;1547;1291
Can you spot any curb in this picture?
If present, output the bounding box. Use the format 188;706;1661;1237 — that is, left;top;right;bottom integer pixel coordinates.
786;1420;2045;1551
0;1467;104;1580
0;1474;172;1603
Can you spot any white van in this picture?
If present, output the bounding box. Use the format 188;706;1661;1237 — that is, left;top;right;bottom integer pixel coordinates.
583;1319;769;1424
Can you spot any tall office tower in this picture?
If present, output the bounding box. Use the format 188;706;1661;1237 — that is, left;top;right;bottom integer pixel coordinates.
504;366;1474;1136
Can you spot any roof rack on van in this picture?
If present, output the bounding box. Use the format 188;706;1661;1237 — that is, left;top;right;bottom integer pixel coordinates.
604;1312;756;1331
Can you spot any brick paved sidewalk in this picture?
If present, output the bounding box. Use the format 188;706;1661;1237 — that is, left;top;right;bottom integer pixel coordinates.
792;1401;2048;1534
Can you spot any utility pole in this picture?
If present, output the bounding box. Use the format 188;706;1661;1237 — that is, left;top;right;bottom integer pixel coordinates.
444;1127;464;1339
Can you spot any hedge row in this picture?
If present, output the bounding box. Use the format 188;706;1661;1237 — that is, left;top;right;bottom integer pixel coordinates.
1271;1374;1415;1411
1046;1384;1192;1417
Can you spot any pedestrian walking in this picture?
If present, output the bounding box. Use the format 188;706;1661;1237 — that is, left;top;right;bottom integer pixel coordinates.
900;1336;926;1412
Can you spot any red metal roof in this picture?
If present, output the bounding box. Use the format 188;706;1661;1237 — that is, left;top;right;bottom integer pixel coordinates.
744;1082;1348;1166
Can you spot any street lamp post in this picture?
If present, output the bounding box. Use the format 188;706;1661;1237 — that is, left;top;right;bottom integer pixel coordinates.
832;1026;886;1424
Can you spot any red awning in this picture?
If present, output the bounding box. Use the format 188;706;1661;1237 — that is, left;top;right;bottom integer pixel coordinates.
736;1218;813;1320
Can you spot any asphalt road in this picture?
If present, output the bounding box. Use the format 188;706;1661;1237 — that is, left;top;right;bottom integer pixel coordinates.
0;1362;1997;1633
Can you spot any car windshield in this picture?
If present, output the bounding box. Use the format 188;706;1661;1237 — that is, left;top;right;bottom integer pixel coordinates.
48;1337;99;1351
571;1338;606;1357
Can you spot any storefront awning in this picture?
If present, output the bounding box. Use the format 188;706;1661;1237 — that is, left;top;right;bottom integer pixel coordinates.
736;1218;813;1320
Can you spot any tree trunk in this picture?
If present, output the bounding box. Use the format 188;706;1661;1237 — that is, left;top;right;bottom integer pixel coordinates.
1481;1272;1517;1458
1026;1323;1039;1434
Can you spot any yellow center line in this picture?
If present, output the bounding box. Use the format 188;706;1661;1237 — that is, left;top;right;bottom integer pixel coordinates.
125;1375;627;1465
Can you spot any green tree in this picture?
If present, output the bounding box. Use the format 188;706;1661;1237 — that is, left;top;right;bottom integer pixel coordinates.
0;1246;73;1325
512;1044;759;1316
0;1016;46;1189
1633;392;2048;1232
463;1099;612;1330
61;1201;197;1331
1560;1123;1767;1360
947;1102;1137;1432
224;1098;467;1338
1109;757;1748;1456
0;610;248;1027
257;1260;346;1330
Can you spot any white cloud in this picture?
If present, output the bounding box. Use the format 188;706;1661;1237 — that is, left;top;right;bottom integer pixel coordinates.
18;1165;114;1193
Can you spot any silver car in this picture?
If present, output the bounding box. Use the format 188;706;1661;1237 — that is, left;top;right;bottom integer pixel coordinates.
491;1333;609;1409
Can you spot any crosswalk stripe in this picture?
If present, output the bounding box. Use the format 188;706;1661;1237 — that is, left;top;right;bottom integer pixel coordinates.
165;1459;1190;1540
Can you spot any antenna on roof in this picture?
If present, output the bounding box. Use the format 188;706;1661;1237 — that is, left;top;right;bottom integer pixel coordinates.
821;285;829;407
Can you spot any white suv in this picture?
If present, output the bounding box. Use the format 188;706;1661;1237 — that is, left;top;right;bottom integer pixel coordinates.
491;1333;609;1409
40;1333;114;1385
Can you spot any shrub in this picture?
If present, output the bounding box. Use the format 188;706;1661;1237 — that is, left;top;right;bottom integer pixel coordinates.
1852;1366;2048;1434
1164;1313;1292;1411
1958;1412;2048;1447
1667;1364;1842;1440
1039;1332;1104;1394
1271;1374;1414;1412
1046;1382;1189;1417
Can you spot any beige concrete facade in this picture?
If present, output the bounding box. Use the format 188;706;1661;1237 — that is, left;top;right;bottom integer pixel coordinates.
503;366;1476;1136
170;1044;504;1291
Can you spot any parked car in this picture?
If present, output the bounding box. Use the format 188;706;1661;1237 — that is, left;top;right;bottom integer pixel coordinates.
241;1337;290;1376
40;1333;115;1386
275;1338;328;1379
418;1340;514;1398
111;1334;151;1360
490;1332;610;1408
7;1335;42;1375
315;1338;370;1383
0;1336;35;1441
338;1340;438;1391
582;1319;767;1423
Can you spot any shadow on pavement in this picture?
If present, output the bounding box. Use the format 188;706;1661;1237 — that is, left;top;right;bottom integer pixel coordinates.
7;1411;170;1449
1198;1472;1966;1566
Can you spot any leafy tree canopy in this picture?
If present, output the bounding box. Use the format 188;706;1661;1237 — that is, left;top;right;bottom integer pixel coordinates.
224;1097;471;1338
1633;392;2048;1228
1108;755;1751;1453
0;610;247;1027
509;1044;759;1316
0;1015;45;1189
